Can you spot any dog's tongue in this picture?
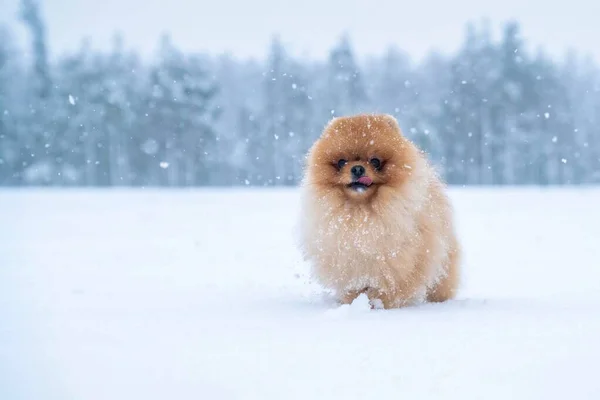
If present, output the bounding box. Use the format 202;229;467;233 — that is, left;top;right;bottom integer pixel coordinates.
357;176;373;186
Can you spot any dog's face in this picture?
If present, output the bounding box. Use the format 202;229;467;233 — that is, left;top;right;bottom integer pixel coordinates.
305;114;418;203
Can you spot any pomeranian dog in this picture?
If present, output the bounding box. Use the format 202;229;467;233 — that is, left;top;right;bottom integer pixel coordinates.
298;113;460;309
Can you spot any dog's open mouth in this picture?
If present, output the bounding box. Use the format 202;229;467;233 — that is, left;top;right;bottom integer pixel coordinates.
347;176;373;192
347;182;370;191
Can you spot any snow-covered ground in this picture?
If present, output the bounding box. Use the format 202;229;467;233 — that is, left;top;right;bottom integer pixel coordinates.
2;187;600;399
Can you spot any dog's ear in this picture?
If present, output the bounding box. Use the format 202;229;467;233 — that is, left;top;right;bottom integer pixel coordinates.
380;114;403;135
322;116;345;137
325;116;342;129
380;114;399;129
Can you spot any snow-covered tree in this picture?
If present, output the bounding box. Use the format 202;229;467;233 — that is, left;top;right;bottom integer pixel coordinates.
262;37;313;185
19;0;57;185
0;16;598;187
438;22;499;184
0;27;16;184
138;35;219;186
325;35;368;118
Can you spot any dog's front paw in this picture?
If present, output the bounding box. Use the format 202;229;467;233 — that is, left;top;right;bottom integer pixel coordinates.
369;298;385;309
364;287;399;309
338;289;362;305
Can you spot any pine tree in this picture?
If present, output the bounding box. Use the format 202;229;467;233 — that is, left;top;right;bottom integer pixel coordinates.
20;0;51;98
582;62;600;183
439;23;497;184
211;54;263;185
374;46;413;117
138;35;219;186
19;0;58;185
282;58;313;184
325;35;368;118
528;51;573;185
415;52;451;166
262;37;288;185
236;106;262;185
371;46;434;156
262;37;313;185
559;53;599;184
0;27;15;184
181;54;220;185
492;21;537;184
97;35;140;186
55;38;131;186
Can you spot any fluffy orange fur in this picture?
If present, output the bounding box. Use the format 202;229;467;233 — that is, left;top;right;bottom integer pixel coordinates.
298;113;461;309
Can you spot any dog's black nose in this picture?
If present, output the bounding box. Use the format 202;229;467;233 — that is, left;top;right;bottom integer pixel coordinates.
351;165;365;178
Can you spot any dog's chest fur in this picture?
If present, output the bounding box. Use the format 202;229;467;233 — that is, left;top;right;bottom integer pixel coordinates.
304;199;422;290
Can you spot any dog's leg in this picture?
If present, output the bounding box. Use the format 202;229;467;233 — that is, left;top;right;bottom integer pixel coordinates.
364;287;405;309
338;289;363;305
427;240;460;303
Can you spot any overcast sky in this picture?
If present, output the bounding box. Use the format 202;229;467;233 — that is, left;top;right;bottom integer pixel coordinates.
1;0;599;62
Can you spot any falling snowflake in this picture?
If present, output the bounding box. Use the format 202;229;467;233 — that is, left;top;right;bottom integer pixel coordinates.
561;158;567;164
159;161;169;169
552;136;557;143
544;112;550;119
68;95;75;105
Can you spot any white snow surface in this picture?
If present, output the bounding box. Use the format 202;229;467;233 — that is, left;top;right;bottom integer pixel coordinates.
2;188;600;399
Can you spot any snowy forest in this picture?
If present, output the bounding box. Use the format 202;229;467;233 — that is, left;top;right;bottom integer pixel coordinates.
1;1;600;187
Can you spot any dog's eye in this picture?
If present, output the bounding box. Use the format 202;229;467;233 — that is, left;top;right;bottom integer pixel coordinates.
336;159;347;170
369;158;382;170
